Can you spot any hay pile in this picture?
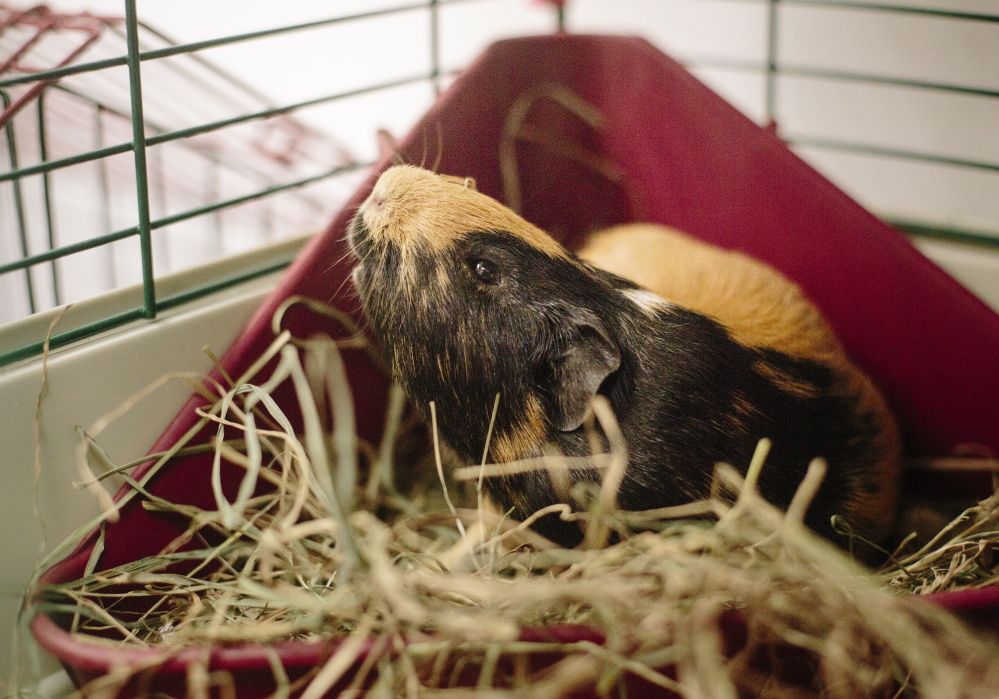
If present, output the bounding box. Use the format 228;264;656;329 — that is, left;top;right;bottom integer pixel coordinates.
33;299;999;698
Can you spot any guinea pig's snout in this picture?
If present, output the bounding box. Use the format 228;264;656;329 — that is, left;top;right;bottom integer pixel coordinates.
364;189;386;214
357;189;386;228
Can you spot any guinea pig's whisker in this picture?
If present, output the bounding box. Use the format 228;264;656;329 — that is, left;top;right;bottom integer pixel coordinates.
417;128;429;171
330;269;360;303
431;120;444;174
321;247;350;278
329;247;357;273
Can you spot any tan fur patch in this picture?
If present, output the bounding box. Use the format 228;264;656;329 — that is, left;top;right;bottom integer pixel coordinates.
726;393;758;432
732;394;757;418
491;393;548;463
751;360;820;399
359;165;567;260
578;224;846;367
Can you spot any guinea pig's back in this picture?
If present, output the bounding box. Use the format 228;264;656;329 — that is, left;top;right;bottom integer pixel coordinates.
579;223;901;541
578;224;844;366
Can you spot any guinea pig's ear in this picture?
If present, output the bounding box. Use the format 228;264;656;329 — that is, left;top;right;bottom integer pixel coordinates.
548;317;621;432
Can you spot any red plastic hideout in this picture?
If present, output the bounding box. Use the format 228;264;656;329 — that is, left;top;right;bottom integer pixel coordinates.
31;34;999;695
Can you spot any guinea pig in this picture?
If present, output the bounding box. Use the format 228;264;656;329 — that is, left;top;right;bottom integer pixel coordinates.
347;164;900;548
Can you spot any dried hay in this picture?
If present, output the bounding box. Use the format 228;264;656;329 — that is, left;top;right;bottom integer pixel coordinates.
26;298;999;698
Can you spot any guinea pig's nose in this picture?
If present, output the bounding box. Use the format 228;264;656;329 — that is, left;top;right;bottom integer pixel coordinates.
363;190;386;214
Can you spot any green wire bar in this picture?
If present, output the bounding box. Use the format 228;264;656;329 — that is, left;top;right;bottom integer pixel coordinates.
781;0;999;23
0;157;369;369
0;161;369;277
0;73;430;185
785;136;999;174
0;307;149;368
124;0;156;320
0;257;296;368
890;220;999;251
1;90;36;313
684;0;999;23
36;91;61;305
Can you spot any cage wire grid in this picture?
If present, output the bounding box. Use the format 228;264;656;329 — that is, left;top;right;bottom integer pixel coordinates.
0;0;495;367
0;0;997;369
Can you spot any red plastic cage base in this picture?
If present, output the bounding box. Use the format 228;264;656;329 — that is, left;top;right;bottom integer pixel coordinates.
32;34;999;696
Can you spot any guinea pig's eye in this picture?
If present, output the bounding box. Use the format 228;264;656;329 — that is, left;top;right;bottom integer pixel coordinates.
469;258;501;285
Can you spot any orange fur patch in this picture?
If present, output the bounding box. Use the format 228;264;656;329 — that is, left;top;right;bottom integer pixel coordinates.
578;224;846;366
751;360;821;399
491;393;548;464
359;165;567;260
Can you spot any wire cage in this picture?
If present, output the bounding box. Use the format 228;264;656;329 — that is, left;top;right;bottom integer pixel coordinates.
0;4;378;364
0;2;439;366
2;0;998;369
